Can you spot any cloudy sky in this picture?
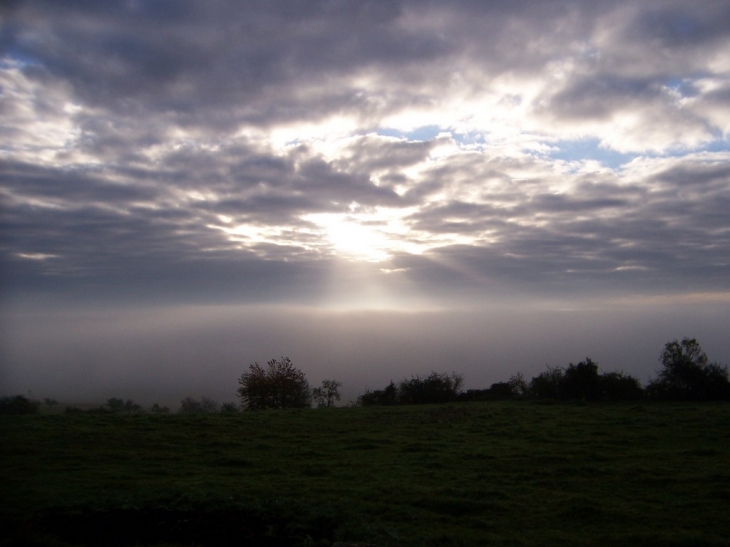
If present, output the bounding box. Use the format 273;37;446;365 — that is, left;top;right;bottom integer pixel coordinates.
2;0;729;406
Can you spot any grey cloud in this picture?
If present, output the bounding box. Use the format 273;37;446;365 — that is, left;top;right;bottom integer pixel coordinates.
297;158;401;205
621;4;730;49
2;0;729;308
3;0;448;123
4;0;728;143
544;76;664;121
4;146;729;305
1;161;160;203
526;194;629;212
335;135;435;173
649;161;730;188
405;201;511;234
153;141;404;211
388;156;730;298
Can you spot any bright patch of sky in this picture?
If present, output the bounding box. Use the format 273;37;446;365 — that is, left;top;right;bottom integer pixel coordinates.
375;125;443;142
546;138;636;169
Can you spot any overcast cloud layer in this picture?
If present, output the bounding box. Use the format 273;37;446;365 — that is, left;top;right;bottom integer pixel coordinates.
1;1;729;402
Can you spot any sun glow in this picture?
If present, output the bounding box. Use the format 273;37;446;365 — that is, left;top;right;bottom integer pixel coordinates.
304;213;393;262
302;205;423;262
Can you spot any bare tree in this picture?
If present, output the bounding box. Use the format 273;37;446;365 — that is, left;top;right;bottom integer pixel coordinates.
237;357;311;410
313;379;342;408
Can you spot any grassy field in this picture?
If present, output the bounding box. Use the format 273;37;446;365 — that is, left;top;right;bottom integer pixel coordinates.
1;402;729;546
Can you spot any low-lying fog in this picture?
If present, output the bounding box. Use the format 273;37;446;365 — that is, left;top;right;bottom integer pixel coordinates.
2;297;729;408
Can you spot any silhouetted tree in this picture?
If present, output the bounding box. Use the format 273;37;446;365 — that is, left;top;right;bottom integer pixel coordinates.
528;360;644;401
398;372;463;405
358;381;398;406
508;372;529;398
0;395;40;415
200;397;219;413
529;365;565;399
220;402;240;413
179;396;219;413
562;359;601;401
312;379;342;408
647;338;730;401
488;382;516;400
599;371;643;401
458;382;517;402
149;403;170;414
237;357;311;410
180;397;202;413
359;373;463;406
106;398;143;414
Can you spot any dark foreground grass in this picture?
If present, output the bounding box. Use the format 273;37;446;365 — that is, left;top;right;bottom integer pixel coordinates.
1;402;729;546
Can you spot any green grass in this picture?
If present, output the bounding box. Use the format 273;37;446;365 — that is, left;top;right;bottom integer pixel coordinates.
2;402;729;546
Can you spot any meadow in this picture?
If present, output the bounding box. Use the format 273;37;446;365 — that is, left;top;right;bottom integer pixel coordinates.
1;402;729;546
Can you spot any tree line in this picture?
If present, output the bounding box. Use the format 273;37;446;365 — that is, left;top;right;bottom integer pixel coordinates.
2;337;728;415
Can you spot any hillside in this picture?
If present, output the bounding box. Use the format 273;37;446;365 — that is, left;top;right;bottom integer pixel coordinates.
2;402;729;546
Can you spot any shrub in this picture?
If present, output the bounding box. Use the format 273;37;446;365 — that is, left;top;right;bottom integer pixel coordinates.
358;373;463;406
0;395;40;415
398;372;463;405
528;360;643;401
529;366;565;399
599;371;643;401
358;381;398;406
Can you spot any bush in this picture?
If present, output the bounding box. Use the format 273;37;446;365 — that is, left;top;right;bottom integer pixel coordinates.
358;381;398;406
358;372;463;406
458;383;517;402
562;359;601;401
0;395;40;415
528;360;643;401
398;372;463;405
599;371;643;401
529;366;565;399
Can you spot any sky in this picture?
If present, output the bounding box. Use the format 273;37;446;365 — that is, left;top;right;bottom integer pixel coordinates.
1;0;730;406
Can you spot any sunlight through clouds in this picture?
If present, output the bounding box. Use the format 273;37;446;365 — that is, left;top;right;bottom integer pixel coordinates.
302;204;426;262
2;0;730;400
